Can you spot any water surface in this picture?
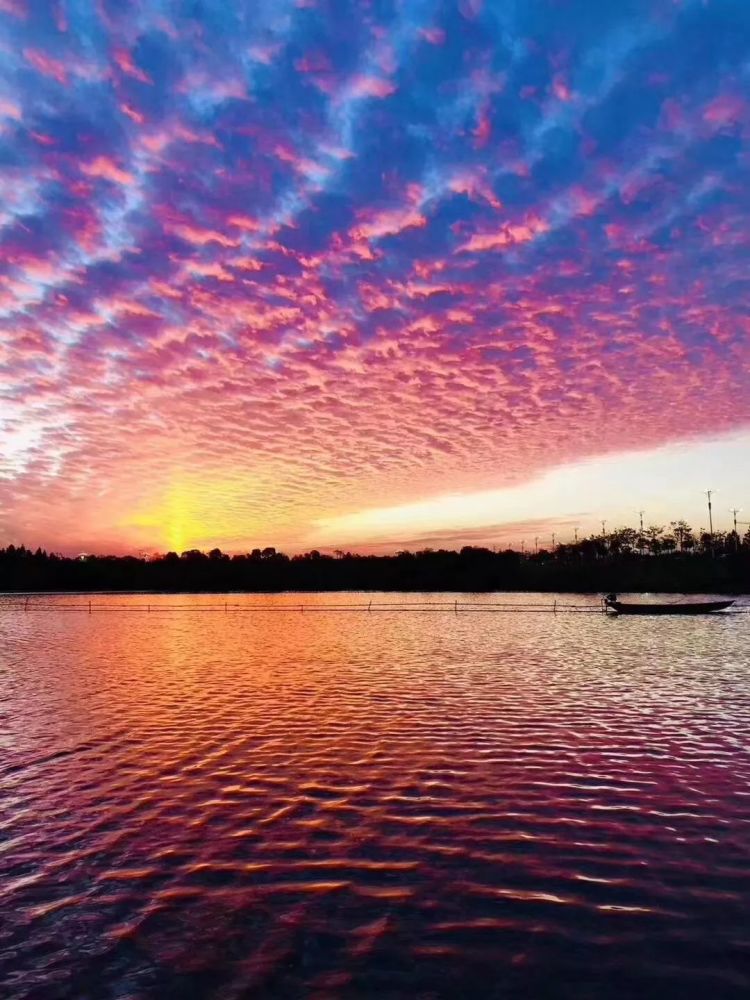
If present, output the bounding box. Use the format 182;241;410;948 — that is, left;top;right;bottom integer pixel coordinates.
1;592;749;998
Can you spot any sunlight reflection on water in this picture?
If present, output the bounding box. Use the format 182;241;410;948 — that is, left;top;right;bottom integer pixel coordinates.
1;592;749;998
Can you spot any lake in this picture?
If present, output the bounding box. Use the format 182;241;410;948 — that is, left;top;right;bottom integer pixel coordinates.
1;592;749;999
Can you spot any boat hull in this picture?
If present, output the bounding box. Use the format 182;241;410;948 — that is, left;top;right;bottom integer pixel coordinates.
607;600;734;616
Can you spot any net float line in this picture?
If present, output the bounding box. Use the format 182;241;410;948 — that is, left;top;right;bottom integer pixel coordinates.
6;599;604;613
4;599;747;614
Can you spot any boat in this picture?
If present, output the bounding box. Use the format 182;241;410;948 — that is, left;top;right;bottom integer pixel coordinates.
603;594;734;616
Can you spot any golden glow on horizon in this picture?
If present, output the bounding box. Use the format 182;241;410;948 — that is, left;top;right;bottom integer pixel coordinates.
126;491;200;554
8;431;748;557
309;430;750;551
123;476;275;553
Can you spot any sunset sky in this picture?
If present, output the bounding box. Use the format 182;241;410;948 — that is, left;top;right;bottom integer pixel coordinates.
1;0;749;555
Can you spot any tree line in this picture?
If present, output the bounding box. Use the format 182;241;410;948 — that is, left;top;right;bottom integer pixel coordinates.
1;523;749;593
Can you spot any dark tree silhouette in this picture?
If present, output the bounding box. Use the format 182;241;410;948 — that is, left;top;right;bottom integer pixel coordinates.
1;529;748;593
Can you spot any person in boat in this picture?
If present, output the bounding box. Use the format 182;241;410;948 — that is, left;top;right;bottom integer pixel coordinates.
603;593;618;608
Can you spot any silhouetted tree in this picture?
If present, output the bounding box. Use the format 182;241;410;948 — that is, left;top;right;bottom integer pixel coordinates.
644;525;664;555
670;520;694;552
1;529;747;595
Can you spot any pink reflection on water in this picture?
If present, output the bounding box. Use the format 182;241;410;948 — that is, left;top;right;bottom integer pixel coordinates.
1;592;749;996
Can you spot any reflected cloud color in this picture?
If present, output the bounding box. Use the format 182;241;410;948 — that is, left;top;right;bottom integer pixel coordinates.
2;595;750;995
1;1;749;553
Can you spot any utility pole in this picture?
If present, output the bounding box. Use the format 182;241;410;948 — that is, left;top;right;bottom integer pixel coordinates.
601;519;607;537
534;536;538;554
637;510;645;555
705;490;714;537
729;509;742;551
551;532;556;549
521;539;525;555
574;526;579;544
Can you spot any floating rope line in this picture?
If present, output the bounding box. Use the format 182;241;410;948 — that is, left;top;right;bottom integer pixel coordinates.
3;599;747;614
4;599;605;613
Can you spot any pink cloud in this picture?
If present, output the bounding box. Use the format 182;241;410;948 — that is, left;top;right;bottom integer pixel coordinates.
22;258;60;283
231;256;264;272
106;298;162;318
473;108;492;147
358;283;400;312
552;74;572;102
419;27;446;45
23;48;68;84
352;206;426;240
186;261;234;282
174;125;221;148
0;98;21;120
703;94;745;128
248;43;282;66
150;280;183;300
228;214;261;232
274;144;330;179
168;223;240;248
81;156;135;186
459;214;550;253
120;103;145;124
318;142;355;160
176;70;247;103
448;170;502;210
139;130;171;154
113;48;152;84
350;184;427;241
294;51;332;75
137;122;222;157
569;187;600;217
0;0;26;19
347;75;396;100
459;0;483;19
659;97;686;132
447;309;474;324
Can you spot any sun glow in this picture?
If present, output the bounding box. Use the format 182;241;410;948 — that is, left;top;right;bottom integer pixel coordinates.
123;476;275;553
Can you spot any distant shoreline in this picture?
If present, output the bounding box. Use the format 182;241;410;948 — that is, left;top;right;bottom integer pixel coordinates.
2;543;749;596
1;585;747;597
0;587;750;598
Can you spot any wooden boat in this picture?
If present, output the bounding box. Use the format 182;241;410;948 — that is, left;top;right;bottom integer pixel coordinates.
604;597;734;616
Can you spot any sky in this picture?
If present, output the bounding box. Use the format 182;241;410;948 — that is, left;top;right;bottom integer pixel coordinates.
0;0;749;556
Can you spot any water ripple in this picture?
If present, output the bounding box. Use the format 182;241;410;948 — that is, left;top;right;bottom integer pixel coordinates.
1;592;749;997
